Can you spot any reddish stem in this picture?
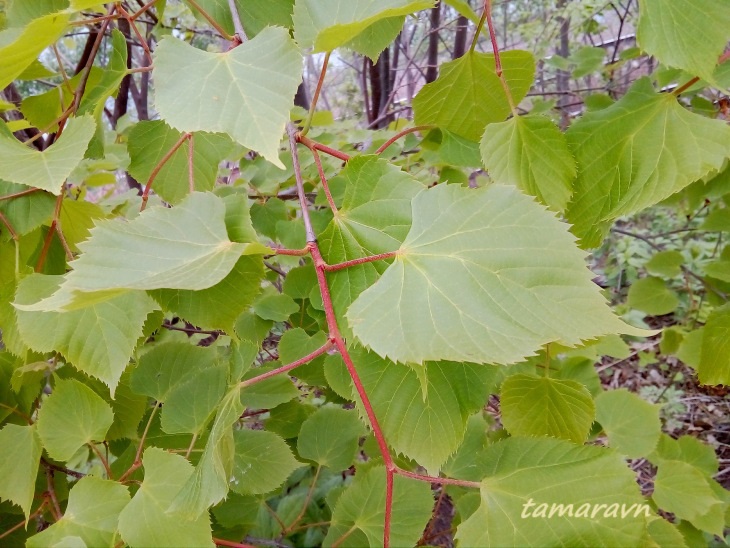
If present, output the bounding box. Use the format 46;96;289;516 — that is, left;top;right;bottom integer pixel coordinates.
323;251;400;272
213;538;256;548
273;246;310;256
188;133;195;192
375;125;433;155
239;342;334;388
131;0;160;20
310;147;338;213
118;5;153;65
0;188;41;201
483;0;516;113
298;134;351;162
301;51;331;137
674;50;730;96
35;194;65;272
395;468;482;489
0;211;18;240
141;132;190;211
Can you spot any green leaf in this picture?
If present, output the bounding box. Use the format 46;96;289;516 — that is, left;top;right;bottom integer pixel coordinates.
0;10;70;91
293;0;433;53
5;0;68;27
637;0;730;84
500;374;595;443
297;406;365;471
0;115;95;195
698;303;730;385
343;16;405;62
15;274;158;394
700;208;730;232
22;193;251;307
439;129;482;168
77;29;128;119
106;370;148;441
162;364;228;434
454;437;649;547
231;429;303;495
443;0;480;24
130;342;227;434
127;121;233;205
131;342;216;401
595;389;661;458
170;386;243;518
0;180;55;237
413;50;535;140
645;250;684;278
323;465;433;548
240;366;300;409
118;448;214;548
653;460;724;536
480;115;576;212
651;434;719;477
151;255;264;334
566;78;730;247
26;477;130;548
277;328;329;385
36;378;114;461
347;347;494;473
0;424;42;519
627;277;679;315
253;291;298;321
319;156;425;337
153;27;301;168
347;184;646;365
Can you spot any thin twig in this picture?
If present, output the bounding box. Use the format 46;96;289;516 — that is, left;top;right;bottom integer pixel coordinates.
323;251;400;272
301;52;331;137
227;0;248;42
375;125;433;155
141;132;190;211
240;342;334;388
287;124;317;243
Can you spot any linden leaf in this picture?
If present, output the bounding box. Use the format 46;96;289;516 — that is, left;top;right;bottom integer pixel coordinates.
347;184;647;365
153;27;301;168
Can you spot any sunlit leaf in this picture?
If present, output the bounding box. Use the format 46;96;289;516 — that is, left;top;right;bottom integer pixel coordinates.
319;156;425;337
293;0;433;53
637;0;730;84
413;50;535;140
15;274;158;394
348;184;646;365
0;116;95;195
454;437;649;546
0;10;70;91
481;115;575;212
153;27;301;168
566;78;730;247
500;374;595;443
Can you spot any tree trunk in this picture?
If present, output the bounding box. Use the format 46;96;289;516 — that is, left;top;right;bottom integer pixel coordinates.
453;14;469;60
112;17;133;128
425;1;441;83
556;0;571;128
